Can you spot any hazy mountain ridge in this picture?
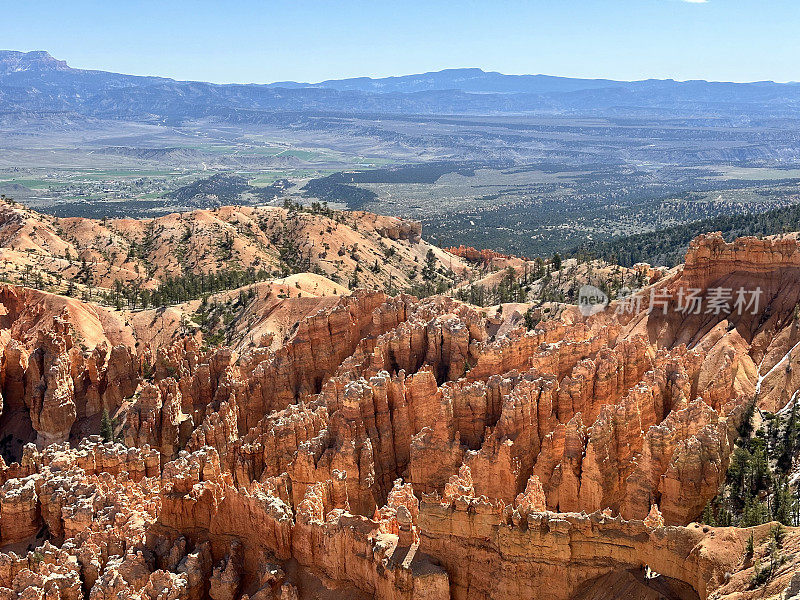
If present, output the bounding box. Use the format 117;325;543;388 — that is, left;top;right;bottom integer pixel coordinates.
269;67;627;94
3;50;800;121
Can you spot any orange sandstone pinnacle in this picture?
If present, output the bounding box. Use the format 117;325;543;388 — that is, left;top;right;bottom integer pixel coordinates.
0;224;799;599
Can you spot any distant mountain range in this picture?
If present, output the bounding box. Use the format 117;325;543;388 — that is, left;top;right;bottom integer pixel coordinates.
3;50;800;122
267;68;628;94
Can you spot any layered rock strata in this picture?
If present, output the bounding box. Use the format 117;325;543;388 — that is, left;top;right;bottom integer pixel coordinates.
1;233;800;599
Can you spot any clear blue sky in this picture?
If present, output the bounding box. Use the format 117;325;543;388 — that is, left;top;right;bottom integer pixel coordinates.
4;0;800;84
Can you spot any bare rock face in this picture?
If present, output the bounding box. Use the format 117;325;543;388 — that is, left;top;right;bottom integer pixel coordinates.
514;475;546;517
682;232;800;290
279;583;300;600
0;475;40;545
25;319;77;448
237;291;412;432
0;441;163;600
2;231;800;600
642;503;665;528
1;340;28;412
419;480;757;600
101;344;140;411
0;310;145;455
209;542;242;600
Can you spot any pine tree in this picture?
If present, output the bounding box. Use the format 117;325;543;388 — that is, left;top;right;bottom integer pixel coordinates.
100;408;114;443
773;479;794;526
422;249;437;282
701;502;716;526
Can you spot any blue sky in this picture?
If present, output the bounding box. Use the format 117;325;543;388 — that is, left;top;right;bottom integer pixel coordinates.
4;0;799;83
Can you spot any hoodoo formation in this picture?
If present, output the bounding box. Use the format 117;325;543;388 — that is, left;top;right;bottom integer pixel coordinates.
0;204;799;600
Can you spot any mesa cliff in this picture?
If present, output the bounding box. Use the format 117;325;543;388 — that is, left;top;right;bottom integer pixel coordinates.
1;226;799;600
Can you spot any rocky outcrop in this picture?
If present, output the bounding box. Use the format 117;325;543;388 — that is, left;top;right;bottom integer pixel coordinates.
0;441;164;600
156;448;450;599
373;216;422;244
237;291;413;431
444;245;521;266
682;232;800;289
292;475;448;600
419;484;751;600
25;319;77;448
2;231;800;599
0;475;40;545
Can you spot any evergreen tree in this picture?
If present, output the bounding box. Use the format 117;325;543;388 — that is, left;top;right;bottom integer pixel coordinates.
551;252;562;272
100;408;114;443
701;502;716;526
422;249;437;282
